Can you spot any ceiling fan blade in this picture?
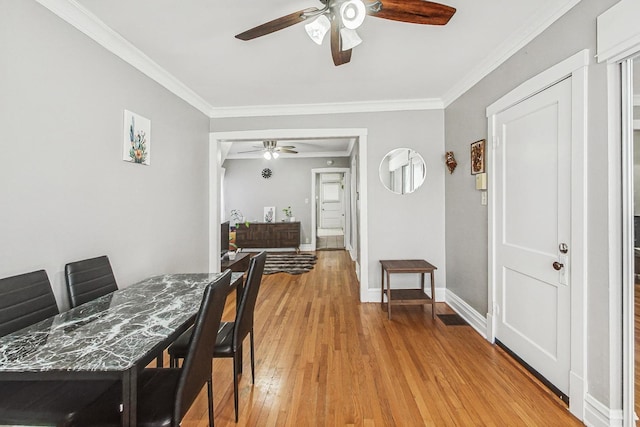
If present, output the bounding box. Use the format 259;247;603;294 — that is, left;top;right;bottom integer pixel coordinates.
367;0;456;25
277;149;298;154
237;149;266;153
275;145;296;149
330;14;352;66
235;8;319;41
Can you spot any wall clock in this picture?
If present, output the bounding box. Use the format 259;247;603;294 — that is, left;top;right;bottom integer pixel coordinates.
261;168;272;179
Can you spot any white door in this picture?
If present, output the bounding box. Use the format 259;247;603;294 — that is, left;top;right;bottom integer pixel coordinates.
494;77;571;397
320;173;344;230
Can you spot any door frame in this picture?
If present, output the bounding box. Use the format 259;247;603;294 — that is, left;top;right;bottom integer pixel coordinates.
486;49;589;418
311;168;351;251
208;128;369;301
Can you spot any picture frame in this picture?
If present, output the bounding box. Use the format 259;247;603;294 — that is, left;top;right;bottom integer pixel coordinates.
470;139;485;175
123;110;151;165
263;206;275;223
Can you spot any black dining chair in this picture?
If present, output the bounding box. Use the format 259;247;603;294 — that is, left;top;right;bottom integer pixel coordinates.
64;255;118;309
69;269;233;427
168;251;267;422
65;255;166;367
0;270;118;427
0;269;59;337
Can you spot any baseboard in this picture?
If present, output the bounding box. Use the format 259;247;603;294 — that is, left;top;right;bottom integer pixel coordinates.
445;289;488;339
569;370;585;420
584;394;623;427
299;244;313;252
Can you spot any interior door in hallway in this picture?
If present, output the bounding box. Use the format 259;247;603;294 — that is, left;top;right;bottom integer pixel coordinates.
319;173;344;230
493;77;571;399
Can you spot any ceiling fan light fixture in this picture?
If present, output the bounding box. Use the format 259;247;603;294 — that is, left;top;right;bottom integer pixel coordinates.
340;0;366;30
263;151;272;160
304;14;331;45
272;151;280;159
340;28;362;51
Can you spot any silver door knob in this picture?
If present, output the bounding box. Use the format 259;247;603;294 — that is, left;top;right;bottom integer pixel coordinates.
552;261;564;271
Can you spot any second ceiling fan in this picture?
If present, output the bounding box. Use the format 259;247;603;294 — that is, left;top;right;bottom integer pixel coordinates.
240;140;298;159
235;0;456;66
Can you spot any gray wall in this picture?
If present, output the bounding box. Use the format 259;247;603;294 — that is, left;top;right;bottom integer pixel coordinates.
222;157;350;244
211;110;446;293
0;1;211;310
444;0;618;406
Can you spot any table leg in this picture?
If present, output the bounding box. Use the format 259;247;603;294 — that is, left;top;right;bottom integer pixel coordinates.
380;265;384;310
386;270;392;320
122;368;137;426
421;272;425;313
430;270;436;319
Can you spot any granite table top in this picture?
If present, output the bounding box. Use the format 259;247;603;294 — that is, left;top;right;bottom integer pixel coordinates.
0;272;243;374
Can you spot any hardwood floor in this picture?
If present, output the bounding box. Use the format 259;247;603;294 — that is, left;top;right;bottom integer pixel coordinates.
177;250;582;426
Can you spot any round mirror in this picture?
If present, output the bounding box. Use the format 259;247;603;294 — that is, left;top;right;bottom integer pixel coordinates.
379;148;426;194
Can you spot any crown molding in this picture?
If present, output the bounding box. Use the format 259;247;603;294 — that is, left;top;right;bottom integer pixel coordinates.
209;98;444;118
442;0;583;107
35;0;214;116
34;0;443;119
35;0;578;118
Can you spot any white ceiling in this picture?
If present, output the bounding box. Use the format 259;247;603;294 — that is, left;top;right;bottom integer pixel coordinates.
51;0;580;157
75;0;580;111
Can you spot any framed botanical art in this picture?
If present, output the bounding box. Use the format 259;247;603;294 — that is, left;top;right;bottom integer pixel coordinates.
263;206;275;223
470;139;485;175
123;110;151;165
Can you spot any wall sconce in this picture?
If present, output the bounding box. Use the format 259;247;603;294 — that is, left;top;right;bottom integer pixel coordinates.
445;151;457;174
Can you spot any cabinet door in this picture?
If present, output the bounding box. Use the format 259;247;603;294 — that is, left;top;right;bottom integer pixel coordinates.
274;223;299;247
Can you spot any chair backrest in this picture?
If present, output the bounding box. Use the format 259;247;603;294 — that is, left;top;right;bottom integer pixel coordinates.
65;255;118;308
174;269;232;424
0;270;59;337
233;251;267;350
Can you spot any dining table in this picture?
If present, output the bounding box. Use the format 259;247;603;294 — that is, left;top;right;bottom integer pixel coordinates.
0;271;244;427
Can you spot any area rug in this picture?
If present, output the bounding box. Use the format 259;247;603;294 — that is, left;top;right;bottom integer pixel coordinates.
263;253;317;275
437;313;468;326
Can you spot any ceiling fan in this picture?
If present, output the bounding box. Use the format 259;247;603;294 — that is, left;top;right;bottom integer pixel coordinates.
239;140;298;159
234;0;456;66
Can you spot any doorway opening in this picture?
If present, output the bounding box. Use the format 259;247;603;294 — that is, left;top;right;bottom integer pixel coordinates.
316;171;347;251
209;129;369;302
310;167;351;254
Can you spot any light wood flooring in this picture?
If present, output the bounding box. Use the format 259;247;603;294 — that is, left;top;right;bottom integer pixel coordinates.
175;250;582;426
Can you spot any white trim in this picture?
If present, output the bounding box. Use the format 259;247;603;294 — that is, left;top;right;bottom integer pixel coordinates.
596;0;640;64
210;99;443;118
208;133;222;273
634;120;640;130
310;167;352;252
486;49;589;421
35;0;585;117
210;128;370;303
445;289;487;339
442;0;582;107
620;60;635;427
486;50;590;116
634;95;640;107
597;2;640;423
584;394;624;427
35;0;213;116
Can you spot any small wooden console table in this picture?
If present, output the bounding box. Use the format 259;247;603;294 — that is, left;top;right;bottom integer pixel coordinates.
380;259;437;320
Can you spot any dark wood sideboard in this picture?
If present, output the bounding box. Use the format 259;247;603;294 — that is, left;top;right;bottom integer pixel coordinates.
235;222;300;251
